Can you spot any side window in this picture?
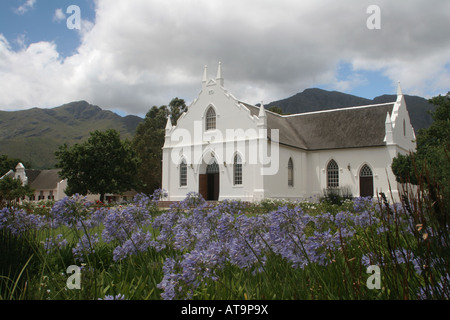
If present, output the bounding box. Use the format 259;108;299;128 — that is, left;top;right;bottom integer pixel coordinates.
288;158;294;187
233;154;242;185
327;159;339;188
180;159;187;187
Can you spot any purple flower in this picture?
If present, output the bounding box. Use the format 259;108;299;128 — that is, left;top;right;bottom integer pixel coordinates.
99;294;126;300
102;207;138;243
0;207;45;236
112;229;154;261
42;234;68;254
72;233;99;262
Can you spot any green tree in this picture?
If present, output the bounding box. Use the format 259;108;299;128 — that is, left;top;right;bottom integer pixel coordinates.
392;92;450;195
0;176;34;206
169;97;188;126
268;106;284;115
0;155;31;175
132;98;187;194
55;129;140;202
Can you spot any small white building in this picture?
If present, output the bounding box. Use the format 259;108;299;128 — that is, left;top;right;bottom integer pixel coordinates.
1;163;68;201
162;63;416;202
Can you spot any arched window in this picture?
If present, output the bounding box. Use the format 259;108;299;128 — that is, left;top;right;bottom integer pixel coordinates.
327;159;339;188
206;107;216;131
179;159;187;187
206;159;219;174
288;158;294;187
360;164;373;177
233;154;242;185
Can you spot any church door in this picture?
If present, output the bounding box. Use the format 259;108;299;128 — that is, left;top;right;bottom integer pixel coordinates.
199;161;220;201
199;174;208;200
359;165;374;197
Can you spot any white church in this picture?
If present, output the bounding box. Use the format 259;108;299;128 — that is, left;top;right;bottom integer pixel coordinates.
162;63;416;202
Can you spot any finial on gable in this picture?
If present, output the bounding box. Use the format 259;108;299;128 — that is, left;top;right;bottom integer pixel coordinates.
165;115;173;132
216;62;224;87
258;101;266;118
397;81;403;96
202;65;208;83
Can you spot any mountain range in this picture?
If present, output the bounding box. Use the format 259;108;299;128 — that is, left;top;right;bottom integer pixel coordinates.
0;101;142;169
0;89;437;169
265;88;436;132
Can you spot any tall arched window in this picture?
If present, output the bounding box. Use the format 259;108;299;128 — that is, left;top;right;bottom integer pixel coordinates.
327;159;339;188
288;158;294;187
233;154;242;185
206;107;216;131
179;159;187;187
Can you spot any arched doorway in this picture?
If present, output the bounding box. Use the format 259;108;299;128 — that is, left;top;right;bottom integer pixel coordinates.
359;164;374;197
199;159;220;201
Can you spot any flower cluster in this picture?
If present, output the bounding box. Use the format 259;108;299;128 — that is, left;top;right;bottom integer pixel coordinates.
1;191;447;300
0;207;45;235
42;234;68;254
72;233;99;262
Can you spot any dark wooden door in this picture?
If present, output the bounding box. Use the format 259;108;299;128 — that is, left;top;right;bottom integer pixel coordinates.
199;174;208;200
207;173;220;201
360;176;374;197
213;173;219;201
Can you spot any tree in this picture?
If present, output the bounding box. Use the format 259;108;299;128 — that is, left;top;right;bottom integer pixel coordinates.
0;155;31;175
268;106;284;115
0;176;34;206
392;92;450;195
55;129;140;202
169;97;188;126
132;98;187;194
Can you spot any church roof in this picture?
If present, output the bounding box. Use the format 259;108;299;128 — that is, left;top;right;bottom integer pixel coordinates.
28;169;63;190
244;102;395;150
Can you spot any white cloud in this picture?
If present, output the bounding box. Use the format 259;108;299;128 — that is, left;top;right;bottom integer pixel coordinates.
53;8;66;23
15;0;36;15
1;0;450;115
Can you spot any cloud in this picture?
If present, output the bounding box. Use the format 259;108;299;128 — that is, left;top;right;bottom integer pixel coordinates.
53;8;66;23
15;0;36;15
1;0;450;115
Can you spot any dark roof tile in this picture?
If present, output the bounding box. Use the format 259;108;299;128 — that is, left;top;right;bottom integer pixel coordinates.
244;103;394;150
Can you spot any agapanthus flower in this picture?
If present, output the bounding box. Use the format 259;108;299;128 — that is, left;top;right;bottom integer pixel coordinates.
0;207;45;235
72;233;99;262
42;234;68;254
99;294;126;300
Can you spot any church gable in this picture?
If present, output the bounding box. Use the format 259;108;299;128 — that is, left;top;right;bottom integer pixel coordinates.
168;63;259;142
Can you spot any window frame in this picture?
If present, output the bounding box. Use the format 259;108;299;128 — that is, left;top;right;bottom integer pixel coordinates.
179;159;188;187
233;154;243;186
205;107;217;131
288;157;294;187
327;159;339;188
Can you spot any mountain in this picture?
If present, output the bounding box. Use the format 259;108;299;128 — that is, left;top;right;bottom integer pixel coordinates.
265;88;436;133
0;101;143;169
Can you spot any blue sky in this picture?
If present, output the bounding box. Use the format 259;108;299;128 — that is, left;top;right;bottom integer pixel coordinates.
0;1;449;116
0;1;95;56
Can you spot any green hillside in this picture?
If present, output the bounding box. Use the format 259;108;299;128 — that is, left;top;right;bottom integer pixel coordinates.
0;101;143;169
